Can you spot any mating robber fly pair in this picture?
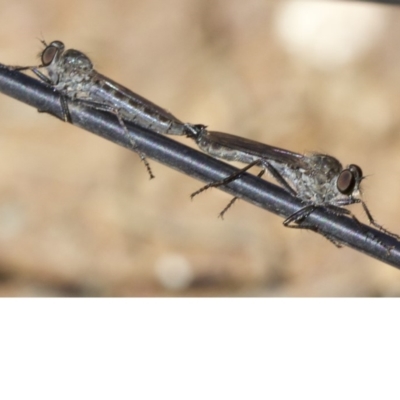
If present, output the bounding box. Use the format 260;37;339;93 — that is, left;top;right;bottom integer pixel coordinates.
9;40;399;244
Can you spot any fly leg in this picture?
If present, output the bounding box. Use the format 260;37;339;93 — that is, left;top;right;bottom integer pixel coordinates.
218;169;266;219
283;204;346;247
359;200;400;241
191;160;261;199
70;98;154;179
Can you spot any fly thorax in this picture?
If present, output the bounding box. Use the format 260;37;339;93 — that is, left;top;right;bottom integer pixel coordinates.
300;154;343;203
54;50;94;98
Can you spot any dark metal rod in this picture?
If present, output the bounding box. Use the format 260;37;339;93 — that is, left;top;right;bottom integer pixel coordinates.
0;64;399;268
355;0;400;5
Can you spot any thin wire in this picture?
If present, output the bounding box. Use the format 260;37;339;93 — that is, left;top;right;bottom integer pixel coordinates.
0;64;399;268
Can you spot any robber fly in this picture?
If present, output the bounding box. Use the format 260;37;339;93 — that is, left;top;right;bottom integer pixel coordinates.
187;125;399;243
10;40;196;178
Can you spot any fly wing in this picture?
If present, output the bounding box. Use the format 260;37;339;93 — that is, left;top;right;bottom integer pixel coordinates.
206;131;308;168
93;72;183;123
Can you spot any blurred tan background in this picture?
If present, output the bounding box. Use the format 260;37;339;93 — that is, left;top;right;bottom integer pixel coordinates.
0;0;400;296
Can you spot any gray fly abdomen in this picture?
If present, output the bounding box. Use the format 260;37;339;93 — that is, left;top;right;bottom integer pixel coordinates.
196;130;259;164
89;73;188;136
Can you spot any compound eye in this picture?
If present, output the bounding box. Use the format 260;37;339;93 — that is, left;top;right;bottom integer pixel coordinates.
349;164;363;179
41;44;58;66
337;169;356;195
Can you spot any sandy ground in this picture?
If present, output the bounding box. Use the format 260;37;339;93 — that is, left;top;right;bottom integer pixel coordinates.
0;0;400;296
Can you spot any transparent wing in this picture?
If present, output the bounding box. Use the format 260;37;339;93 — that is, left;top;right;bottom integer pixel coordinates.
92;72;183;123
205;131;307;168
